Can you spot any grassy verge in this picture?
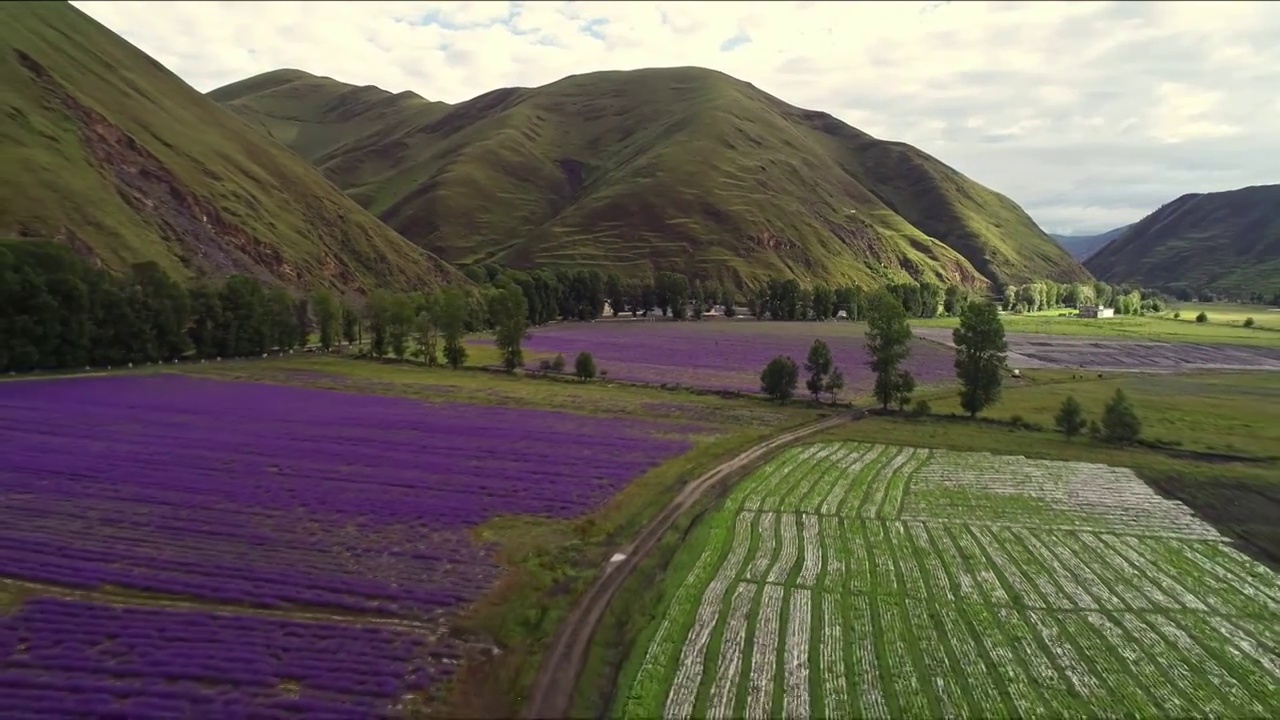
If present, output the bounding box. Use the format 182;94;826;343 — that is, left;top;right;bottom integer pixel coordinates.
445;414;823;718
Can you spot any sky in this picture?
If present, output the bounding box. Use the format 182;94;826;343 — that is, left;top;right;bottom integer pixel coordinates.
73;0;1280;236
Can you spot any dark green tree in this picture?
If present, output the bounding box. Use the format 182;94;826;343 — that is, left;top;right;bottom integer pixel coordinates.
340;301;359;345
574;351;597;381
953;300;1008;418
313;289;340;351
488;284;528;371
824;366;845;403
804;338;834;401
1101;389;1142;444
1054;395;1087;440
438;288;470;369
760;355;799;402
865;290;913;411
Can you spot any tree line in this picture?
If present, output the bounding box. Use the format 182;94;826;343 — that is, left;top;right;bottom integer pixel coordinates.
0;241;533;374
758;290;1011;421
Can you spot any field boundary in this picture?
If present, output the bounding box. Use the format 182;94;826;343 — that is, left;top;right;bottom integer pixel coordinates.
519;411;854;719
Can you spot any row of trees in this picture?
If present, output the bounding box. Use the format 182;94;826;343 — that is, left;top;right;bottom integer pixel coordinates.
0;240;539;374
1165;285;1280;307
758;291;1009;418
999;279;1165;315
469;260;1173;330
1;241;340;373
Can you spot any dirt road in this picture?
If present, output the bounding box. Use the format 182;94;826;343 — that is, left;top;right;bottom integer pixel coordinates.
519;411;853;719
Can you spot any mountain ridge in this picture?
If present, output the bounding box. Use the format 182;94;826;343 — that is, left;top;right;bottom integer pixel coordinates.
1;1;462;293
1051;224;1134;261
212;66;1091;290
1085;184;1280;295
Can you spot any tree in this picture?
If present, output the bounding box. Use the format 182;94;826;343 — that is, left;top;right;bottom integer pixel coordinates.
953;300;1008;418
438;289;470;369
551;353;566;373
1054;395;1087;440
1101;389;1142;444
488;284;528;371
313;289;341;351
1243;317;1256;328
892;370;916;411
1195;311;1208;323
412;308;440;366
760;355;799;402
804;339;834;401
386;293;416;360
341;302;359;345
865;290;913;410
574;351;597;381
824;366;845;403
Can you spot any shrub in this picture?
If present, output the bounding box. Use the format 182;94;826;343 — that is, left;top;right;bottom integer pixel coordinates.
550;353;566;373
1195;311;1208;323
909;399;931;418
1243;317;1255;328
1173;311;1181;320
1088;419;1102;439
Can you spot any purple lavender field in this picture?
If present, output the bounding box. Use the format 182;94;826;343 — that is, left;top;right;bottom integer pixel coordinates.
521;320;955;394
0;375;697;715
1;598;449;718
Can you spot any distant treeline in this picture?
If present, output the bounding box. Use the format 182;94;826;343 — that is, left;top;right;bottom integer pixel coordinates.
1;240;1180;375
1165;285;1280;307
466;263;1169;322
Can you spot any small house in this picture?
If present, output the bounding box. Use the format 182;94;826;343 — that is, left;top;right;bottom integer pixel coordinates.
1079;305;1115;319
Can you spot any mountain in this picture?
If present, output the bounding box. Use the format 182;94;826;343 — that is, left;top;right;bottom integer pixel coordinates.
1085;185;1280;294
1;1;462;293
1050;224;1133;261
212;67;1091;290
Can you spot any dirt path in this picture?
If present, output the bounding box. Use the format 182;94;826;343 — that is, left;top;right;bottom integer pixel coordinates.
519;411;853;719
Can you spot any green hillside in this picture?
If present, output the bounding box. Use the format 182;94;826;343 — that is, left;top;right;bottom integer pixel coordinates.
1085;185;1280;295
213;67;1090;290
1;1;462;293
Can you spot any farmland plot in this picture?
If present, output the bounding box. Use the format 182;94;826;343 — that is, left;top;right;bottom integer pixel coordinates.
619;442;1280;718
0;375;702;715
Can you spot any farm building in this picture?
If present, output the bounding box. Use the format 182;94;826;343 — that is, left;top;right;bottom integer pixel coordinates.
1079;304;1115;319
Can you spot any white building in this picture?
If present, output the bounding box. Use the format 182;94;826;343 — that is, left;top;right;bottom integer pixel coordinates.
1079;305;1115;319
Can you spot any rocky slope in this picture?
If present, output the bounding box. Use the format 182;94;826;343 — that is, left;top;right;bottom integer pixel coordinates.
1;1;462;292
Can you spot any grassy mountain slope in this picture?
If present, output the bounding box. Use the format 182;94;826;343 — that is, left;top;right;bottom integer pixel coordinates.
1085;185;1280;294
1051;224;1133;261
1;1;462;292
213;67;1090;289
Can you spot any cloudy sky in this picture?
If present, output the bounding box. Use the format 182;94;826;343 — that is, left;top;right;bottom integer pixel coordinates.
74;0;1279;235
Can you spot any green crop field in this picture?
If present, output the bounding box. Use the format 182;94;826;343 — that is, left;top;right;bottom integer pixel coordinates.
617;442;1280;718
914;304;1280;348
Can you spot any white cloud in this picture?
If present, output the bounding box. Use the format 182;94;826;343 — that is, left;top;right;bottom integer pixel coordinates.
72;0;1280;235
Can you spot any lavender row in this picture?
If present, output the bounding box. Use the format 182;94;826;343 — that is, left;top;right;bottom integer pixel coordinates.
1;597;450;718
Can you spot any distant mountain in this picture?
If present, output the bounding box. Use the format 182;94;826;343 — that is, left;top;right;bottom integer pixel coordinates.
1085;185;1280;295
212;67;1091;289
1050;224;1133;261
1;1;462;292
